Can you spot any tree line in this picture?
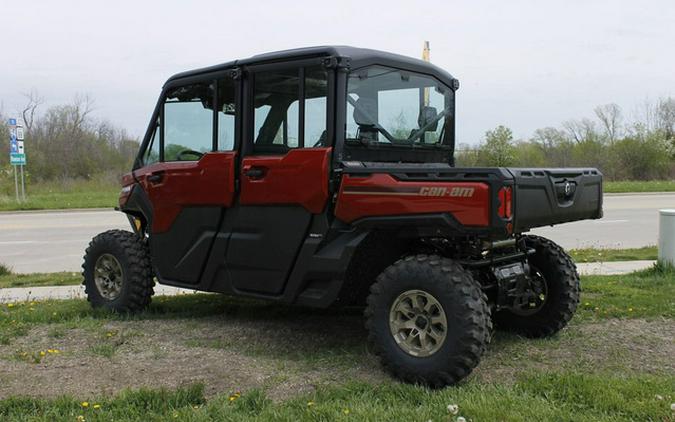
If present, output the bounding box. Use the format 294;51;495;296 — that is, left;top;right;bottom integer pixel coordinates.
457;98;675;180
1;93;138;191
1;94;674;192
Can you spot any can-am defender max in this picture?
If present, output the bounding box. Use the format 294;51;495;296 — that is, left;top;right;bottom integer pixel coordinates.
83;46;603;387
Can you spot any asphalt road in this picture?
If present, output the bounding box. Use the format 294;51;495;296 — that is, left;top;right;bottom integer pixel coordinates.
0;193;673;274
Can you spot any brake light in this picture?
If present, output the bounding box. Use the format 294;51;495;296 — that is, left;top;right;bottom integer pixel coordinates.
498;186;512;219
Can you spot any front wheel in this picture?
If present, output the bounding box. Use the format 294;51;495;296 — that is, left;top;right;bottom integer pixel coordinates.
494;235;580;337
82;229;154;313
365;255;491;387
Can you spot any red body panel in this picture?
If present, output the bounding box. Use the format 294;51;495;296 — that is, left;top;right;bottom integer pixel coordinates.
135;152;237;233
239;148;331;213
334;173;490;226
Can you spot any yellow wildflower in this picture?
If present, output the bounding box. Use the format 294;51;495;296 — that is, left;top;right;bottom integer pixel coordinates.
76;416;85;422
93;404;101;410
39;351;46;357
628;308;633;312
307;401;315;407
81;401;89;408
7;303;14;308
343;408;350;415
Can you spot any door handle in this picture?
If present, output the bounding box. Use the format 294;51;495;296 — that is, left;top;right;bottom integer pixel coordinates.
244;166;266;179
147;171;164;184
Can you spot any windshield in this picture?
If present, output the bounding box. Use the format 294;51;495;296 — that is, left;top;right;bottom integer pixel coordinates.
346;66;453;148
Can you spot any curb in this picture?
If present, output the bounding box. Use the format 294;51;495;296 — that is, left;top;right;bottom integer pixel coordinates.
604;192;675;197
0;208;115;215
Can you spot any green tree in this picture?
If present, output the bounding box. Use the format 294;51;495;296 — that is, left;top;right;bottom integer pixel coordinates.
480;125;516;166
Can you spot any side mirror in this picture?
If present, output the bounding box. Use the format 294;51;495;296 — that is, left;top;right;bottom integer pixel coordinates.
418;106;438;132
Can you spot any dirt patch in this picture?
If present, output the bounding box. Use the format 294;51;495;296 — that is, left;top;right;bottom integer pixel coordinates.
473;318;675;383
1;311;673;400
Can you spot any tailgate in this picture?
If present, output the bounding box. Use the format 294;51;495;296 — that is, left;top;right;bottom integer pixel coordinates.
509;168;603;231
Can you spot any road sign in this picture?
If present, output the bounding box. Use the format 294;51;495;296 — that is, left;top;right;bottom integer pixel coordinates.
8;118;16;126
17;140;24;154
10;138;18;153
10;153;26;165
16;127;24;140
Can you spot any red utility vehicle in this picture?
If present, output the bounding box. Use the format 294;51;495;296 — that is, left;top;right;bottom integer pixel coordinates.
83;46;603;386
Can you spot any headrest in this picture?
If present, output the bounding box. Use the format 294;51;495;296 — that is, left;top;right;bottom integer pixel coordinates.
353;97;377;126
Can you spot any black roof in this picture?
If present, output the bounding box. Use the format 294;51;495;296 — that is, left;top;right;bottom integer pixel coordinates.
165;46;457;88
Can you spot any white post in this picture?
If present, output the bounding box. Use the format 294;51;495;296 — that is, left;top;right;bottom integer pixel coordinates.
20;164;26;201
13;165;19;201
658;209;675;266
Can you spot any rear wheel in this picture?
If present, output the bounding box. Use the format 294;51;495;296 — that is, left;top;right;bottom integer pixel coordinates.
494;235;580;337
82;229;154;313
365;255;491;387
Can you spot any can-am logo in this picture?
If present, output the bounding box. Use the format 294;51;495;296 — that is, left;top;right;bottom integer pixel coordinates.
418;186;475;197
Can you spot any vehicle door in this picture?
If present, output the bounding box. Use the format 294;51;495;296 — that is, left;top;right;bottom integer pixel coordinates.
223;63;333;295
134;72;239;284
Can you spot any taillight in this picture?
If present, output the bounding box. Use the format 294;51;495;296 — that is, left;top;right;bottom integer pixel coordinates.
498;186;512;219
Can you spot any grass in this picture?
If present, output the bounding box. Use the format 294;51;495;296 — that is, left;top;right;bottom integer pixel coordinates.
604;179;675;193
569;245;658;263
0;272;81;289
1;267;672;345
0;178;118;211
577;264;675;319
0;374;673;421
0;268;673;420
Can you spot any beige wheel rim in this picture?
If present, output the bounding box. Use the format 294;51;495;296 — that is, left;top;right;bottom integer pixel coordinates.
94;253;124;300
389;289;448;357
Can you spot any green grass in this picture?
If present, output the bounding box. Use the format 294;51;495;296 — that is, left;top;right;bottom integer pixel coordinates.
1;374;673;421
0;268;673;420
569;245;658;263
1;267;672;345
0;178;118;211
0;272;81;288
577;264;675;319
604;179;675;193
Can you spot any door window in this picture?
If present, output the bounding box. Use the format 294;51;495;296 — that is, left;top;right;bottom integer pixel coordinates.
217;77;237;151
144;121;160;165
252;66;328;154
163;82;216;161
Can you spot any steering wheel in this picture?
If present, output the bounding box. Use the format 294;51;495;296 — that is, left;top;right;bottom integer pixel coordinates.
176;150;204;161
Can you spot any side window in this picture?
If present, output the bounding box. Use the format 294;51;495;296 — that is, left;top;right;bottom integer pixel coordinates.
253;69;300;152
217;77;236;151
305;67;328;147
346;66;452;146
144;121;160;165
163;82;215;161
252;66;328;154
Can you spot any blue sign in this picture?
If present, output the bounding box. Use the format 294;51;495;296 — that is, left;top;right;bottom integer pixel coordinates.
10;139;18;153
8;118;16;126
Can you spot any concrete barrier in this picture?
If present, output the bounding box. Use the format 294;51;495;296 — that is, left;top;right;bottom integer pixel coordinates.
658;209;675;266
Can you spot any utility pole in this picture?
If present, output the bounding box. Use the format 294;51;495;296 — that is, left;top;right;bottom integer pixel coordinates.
422;41;431;107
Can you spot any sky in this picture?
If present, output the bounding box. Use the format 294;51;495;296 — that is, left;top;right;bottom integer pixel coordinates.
1;0;673;145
